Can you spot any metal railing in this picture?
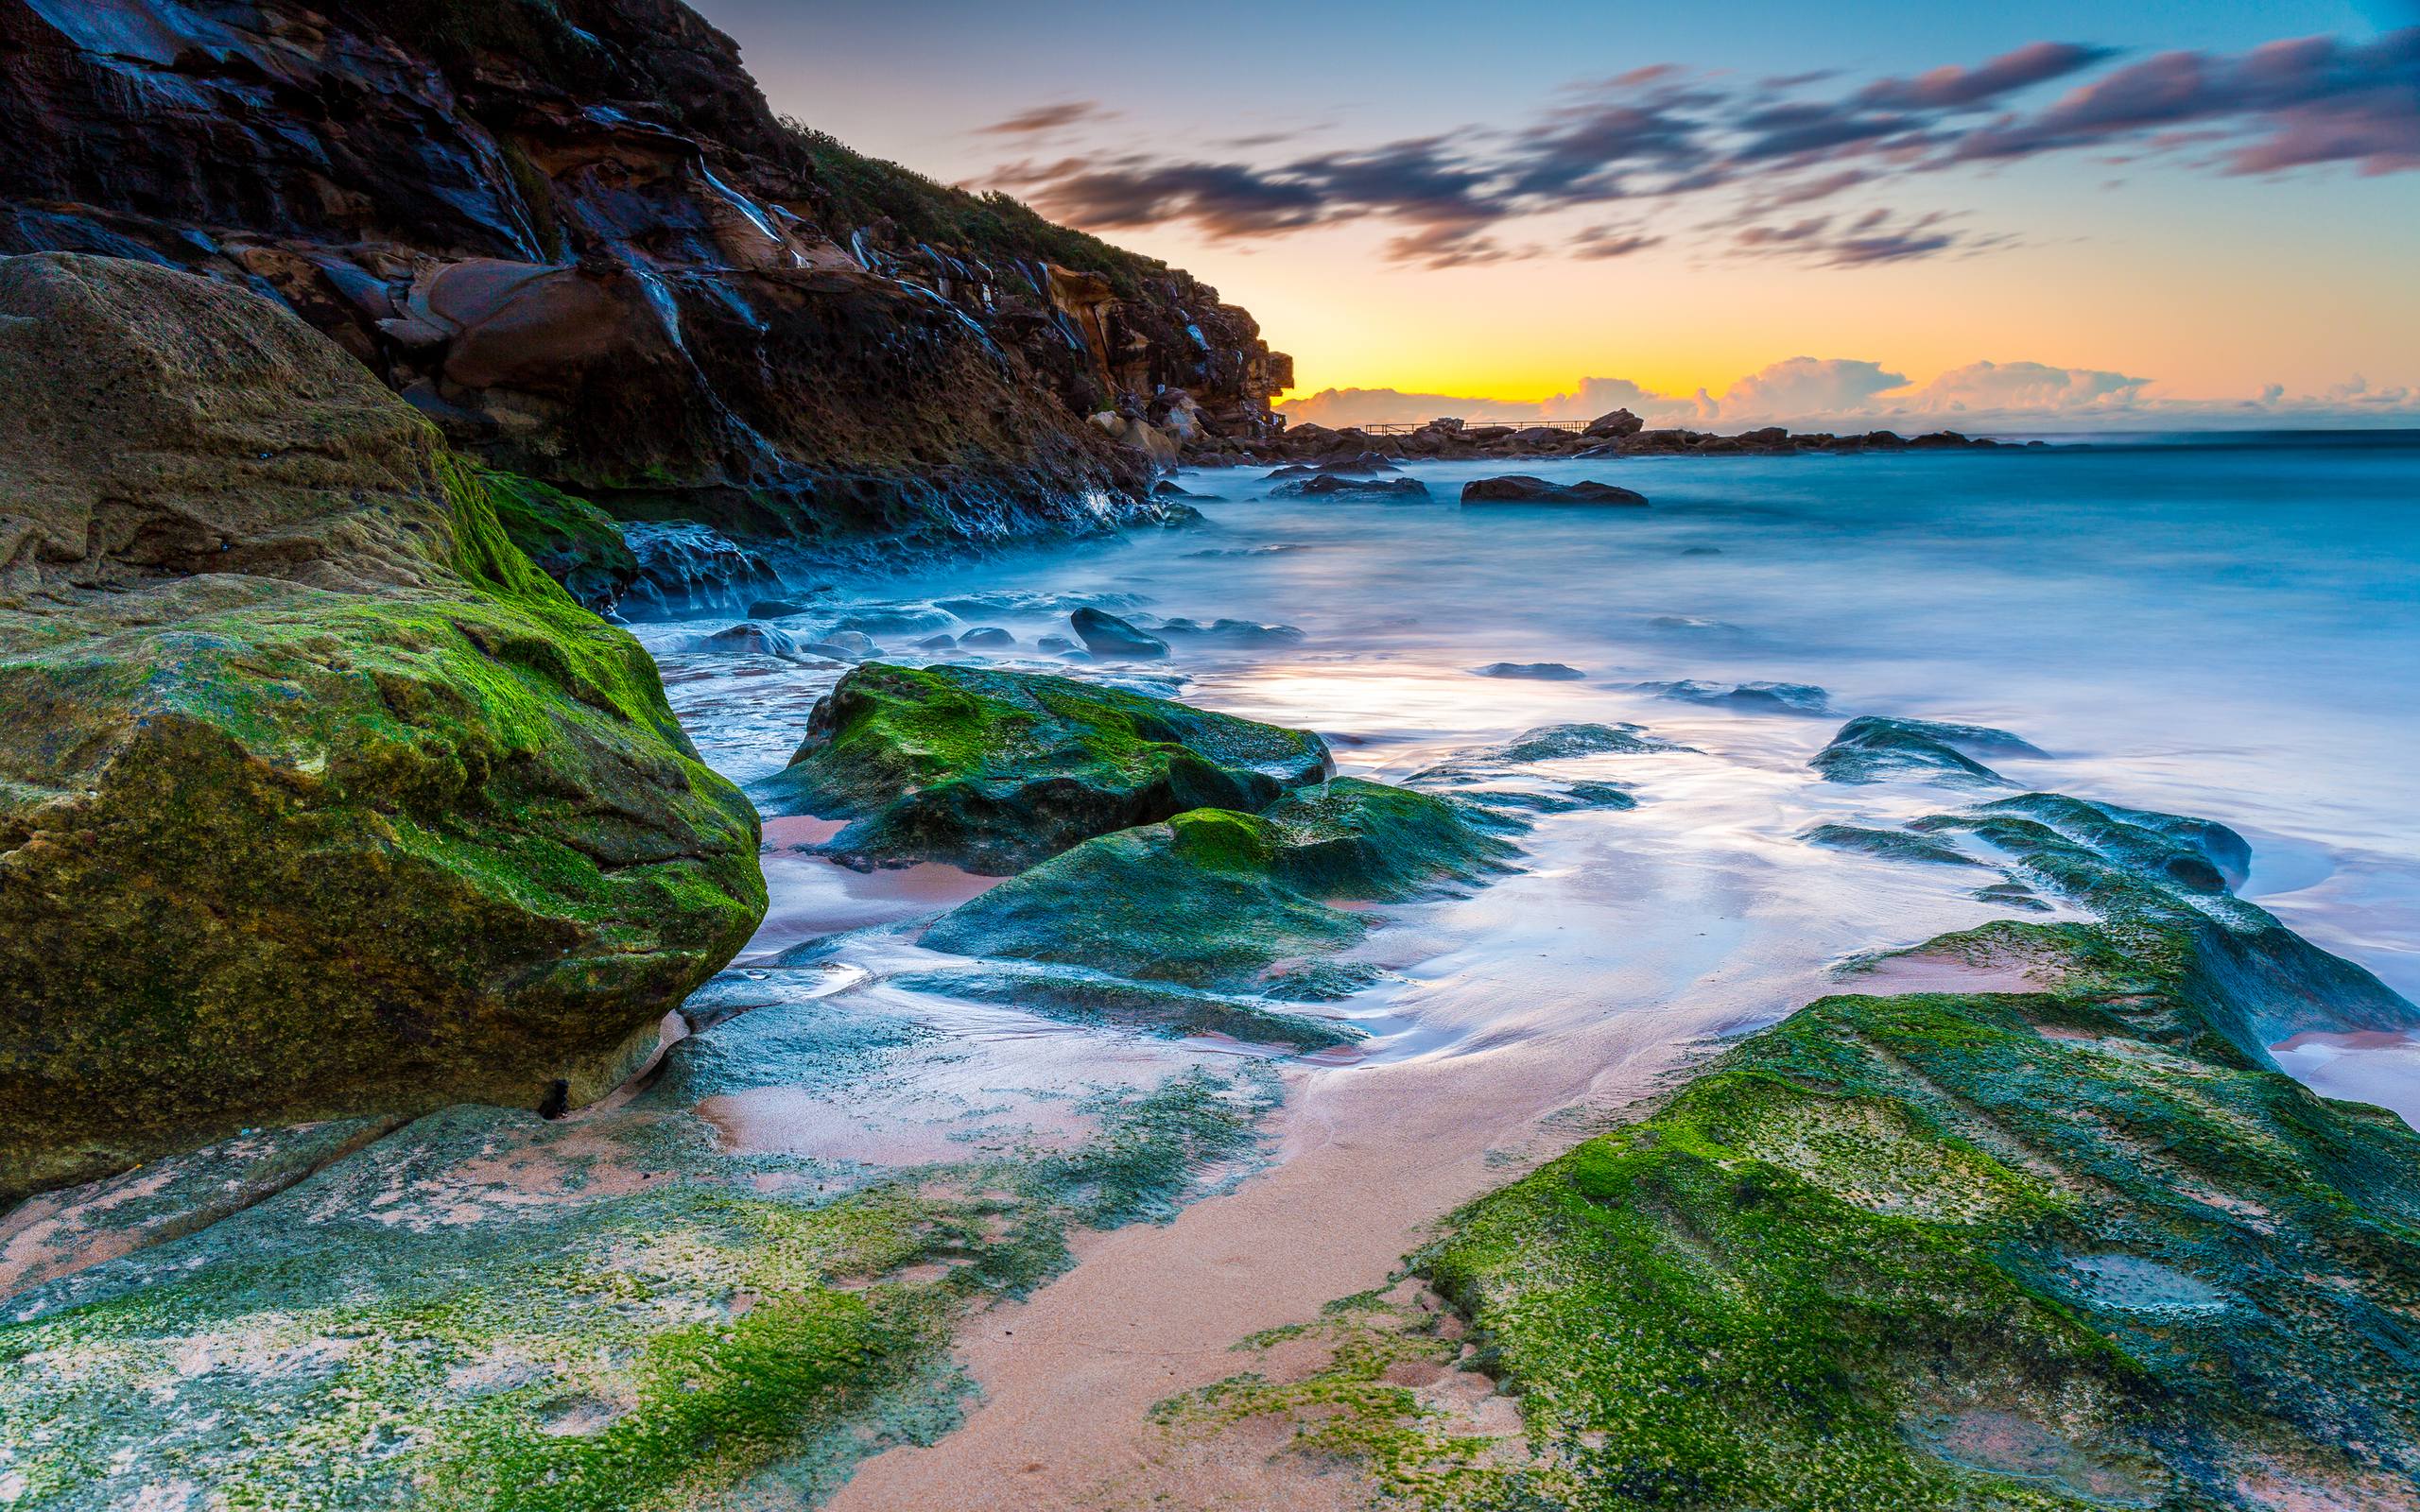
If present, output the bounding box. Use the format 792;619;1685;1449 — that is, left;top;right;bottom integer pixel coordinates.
1351;418;1591;435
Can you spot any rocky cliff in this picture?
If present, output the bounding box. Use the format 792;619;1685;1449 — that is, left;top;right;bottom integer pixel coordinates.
0;0;1289;594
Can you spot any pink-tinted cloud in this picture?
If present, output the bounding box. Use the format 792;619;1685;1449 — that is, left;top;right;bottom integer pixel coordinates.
977;101;1114;135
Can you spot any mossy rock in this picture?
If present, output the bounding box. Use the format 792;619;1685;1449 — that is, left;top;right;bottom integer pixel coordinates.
1173;786;2420;1509
762;661;1333;874
478;467;640;612
1917;792;2411;1057
1802;821;1979;866
919;777;1514;990
0;1050;1279;1510
1811;714;2034;785
0;254;764;1200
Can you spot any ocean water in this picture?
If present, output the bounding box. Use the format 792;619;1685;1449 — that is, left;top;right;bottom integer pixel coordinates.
634;432;2420;1124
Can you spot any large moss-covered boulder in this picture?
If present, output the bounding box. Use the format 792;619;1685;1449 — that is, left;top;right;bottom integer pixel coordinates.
766;662;1333;873
0;253;764;1200
920;777;1513;989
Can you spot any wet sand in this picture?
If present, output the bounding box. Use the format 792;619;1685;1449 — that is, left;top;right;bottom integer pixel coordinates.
2269;1029;2420;1129
826;1003;1725;1511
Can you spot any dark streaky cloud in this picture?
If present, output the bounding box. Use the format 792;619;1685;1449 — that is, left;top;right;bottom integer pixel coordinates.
977;100;1113;135
981;26;2419;267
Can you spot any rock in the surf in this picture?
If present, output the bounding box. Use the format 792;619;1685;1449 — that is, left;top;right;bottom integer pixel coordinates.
764;662;1334;874
921;778;1513;990
1810;715;2036;784
1272;474;1430;501
1475;662;1588;680
1071;607;1171;660
1461;475;1649;506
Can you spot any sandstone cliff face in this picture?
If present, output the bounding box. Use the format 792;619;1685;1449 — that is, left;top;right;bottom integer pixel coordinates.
0;0;1288;564
0;252;766;1200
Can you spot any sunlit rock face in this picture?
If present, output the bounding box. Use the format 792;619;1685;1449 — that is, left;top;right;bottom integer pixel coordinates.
0;0;1288;552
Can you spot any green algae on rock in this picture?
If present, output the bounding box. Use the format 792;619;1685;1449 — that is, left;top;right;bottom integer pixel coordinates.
478;468;641;613
1810;714;2040;785
764;661;1333;874
1164;791;2420;1509
1911;792;2411;1056
920;777;1516;991
1801;821;1981;867
0;253;764;1201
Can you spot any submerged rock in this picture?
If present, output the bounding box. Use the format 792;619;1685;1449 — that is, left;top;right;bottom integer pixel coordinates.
0;254;764;1199
1459;475;1650;506
1157;617;1307;645
921;779;1514;989
1801;823;1979;866
1473;662;1587;680
1458;782;1639;817
763;662;1333;874
889;966;1363;1053
1811;714;2037;784
1636;679;1831;713
1271;474;1430;501
1070;606;1171;660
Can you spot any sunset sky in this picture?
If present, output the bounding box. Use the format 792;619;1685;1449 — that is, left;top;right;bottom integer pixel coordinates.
696;0;2420;428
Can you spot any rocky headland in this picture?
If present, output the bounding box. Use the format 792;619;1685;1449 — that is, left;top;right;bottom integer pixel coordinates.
0;0;1289;610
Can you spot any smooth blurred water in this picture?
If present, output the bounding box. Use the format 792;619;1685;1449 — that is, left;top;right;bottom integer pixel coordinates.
636;432;2420;1118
